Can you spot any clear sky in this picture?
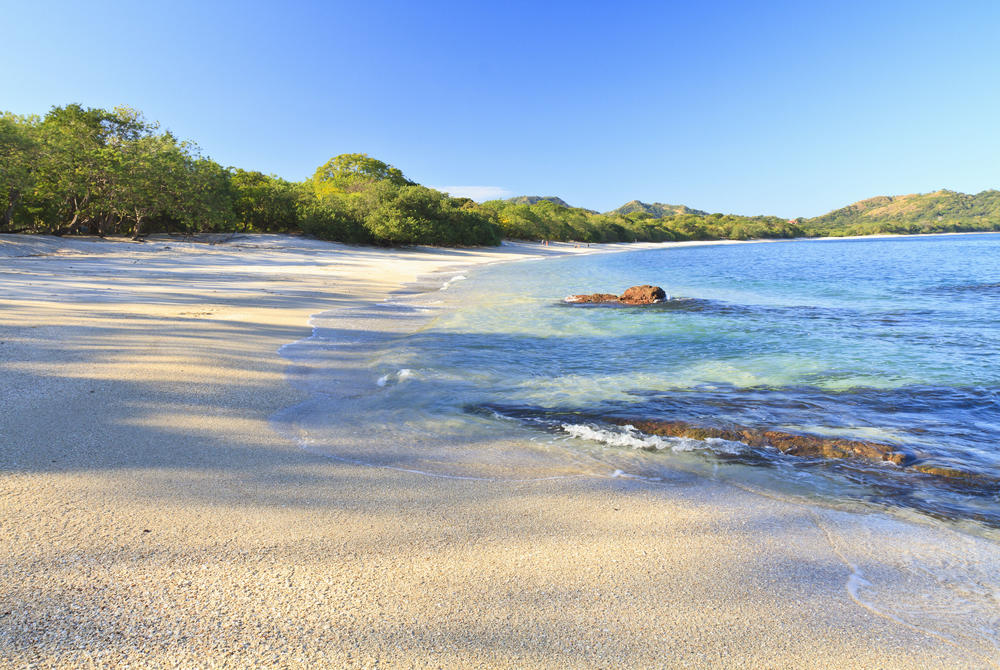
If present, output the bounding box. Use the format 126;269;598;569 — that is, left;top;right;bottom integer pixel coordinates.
4;0;999;217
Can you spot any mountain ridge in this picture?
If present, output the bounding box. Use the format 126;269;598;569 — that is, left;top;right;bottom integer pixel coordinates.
518;189;1000;229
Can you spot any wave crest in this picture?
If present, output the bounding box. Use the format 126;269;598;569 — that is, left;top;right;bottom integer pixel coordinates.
560;422;747;454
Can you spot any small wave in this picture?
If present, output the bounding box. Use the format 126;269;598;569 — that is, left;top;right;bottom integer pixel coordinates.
380;300;433;312
561;422;746;454
440;275;467;290
377;368;417;387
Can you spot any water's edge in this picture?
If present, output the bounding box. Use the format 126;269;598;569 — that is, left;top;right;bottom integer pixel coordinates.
269;246;1000;661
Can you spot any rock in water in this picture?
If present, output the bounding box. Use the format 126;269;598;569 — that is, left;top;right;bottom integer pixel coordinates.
565;285;667;305
565;293;620;303
620;285;666;305
612;418;914;465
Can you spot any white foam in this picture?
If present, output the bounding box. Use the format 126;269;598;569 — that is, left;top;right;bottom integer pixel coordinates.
561;423;746;454
377;368;417;387
439;275;467;290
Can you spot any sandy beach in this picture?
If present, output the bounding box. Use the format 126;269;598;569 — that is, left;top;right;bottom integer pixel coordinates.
1;234;997;669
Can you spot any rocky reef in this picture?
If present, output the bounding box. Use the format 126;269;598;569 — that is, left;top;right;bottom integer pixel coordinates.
611;418;913;465
609;417;1000;491
566;285;666;305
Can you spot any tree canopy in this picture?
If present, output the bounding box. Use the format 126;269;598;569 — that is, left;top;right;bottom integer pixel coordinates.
0;106;500;245
3;104;999;246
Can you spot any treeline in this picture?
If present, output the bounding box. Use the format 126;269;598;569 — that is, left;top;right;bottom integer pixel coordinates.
806;218;1000;237
4;105;1000;247
0;105;500;246
479;199;804;242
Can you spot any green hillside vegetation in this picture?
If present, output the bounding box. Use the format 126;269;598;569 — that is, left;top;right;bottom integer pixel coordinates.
507;195;573;207
0;105;500;246
606;200;709;218
3;104;1000;246
478;198;803;242
802;190;1000;236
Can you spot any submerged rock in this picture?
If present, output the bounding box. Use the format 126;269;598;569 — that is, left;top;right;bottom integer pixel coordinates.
607;417;1000;491
565;293;621;304
565;285;666;305
609;418;913;465
909;462;995;486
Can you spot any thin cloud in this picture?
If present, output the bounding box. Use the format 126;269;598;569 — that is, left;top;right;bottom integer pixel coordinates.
431;185;512;201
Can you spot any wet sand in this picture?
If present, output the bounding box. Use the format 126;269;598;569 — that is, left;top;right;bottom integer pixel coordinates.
0;234;995;668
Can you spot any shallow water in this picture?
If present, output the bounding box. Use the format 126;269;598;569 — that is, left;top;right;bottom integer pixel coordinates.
279;235;1000;521
273;235;1000;658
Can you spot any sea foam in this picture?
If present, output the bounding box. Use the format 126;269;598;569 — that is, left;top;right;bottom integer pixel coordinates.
561;422;746;454
440;275;467;290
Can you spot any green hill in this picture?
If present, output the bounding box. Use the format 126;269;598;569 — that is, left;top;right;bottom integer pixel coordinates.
803;189;1000;235
507;195;573;207
606;200;709;218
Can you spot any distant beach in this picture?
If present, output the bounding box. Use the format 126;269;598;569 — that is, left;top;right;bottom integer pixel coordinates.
1;233;997;668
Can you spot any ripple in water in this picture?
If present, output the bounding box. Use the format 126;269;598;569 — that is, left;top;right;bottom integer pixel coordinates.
275;236;1000;659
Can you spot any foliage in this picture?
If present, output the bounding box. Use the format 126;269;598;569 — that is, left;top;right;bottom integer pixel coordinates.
2;104;241;238
4;104;1000;247
605;200;708;218
506;195;572;207
800;190;1000;237
231;170;298;232
361;182;501;246
478;199;804;243
0;112;40;229
311;152;410;198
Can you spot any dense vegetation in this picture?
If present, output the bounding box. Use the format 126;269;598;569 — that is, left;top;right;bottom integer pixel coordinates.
0;105;500;246
505;196;573;208
3;104;1000;246
801;190;1000;236
478;199;804;242
606;200;708;218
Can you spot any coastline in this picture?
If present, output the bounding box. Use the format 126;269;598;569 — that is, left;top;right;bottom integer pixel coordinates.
1;233;997;668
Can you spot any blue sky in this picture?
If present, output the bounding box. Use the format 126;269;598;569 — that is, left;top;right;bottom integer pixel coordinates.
4;0;999;217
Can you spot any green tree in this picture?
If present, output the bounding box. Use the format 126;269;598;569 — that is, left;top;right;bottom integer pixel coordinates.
113;133;187;238
0;114;39;230
32;104;112;233
312;153;410;197
232;170;298;232
174;158;236;233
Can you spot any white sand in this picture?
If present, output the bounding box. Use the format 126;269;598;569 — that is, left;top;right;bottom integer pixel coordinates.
1;233;997;668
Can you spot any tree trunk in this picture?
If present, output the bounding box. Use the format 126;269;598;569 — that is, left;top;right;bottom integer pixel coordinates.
94;213;109;238
132;215;145;240
2;189;20;230
54;210;81;237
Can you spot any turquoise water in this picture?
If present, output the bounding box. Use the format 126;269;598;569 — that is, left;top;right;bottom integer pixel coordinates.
355;234;1000;526
271;235;1000;655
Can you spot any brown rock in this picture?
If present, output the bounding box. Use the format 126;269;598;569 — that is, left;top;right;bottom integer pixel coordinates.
911;463;979;480
620;285;666;305
611;418;912;465
604;417;1000;492
565;293;620;304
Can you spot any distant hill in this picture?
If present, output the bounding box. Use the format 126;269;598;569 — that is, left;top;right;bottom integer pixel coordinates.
804;189;1000;232
607;200;709;218
507;195;573;207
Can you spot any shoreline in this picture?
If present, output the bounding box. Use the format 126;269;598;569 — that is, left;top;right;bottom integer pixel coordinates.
2;233;998;667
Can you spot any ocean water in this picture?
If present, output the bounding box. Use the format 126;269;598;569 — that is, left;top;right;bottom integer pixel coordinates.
274;234;1000;655
280;234;1000;522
